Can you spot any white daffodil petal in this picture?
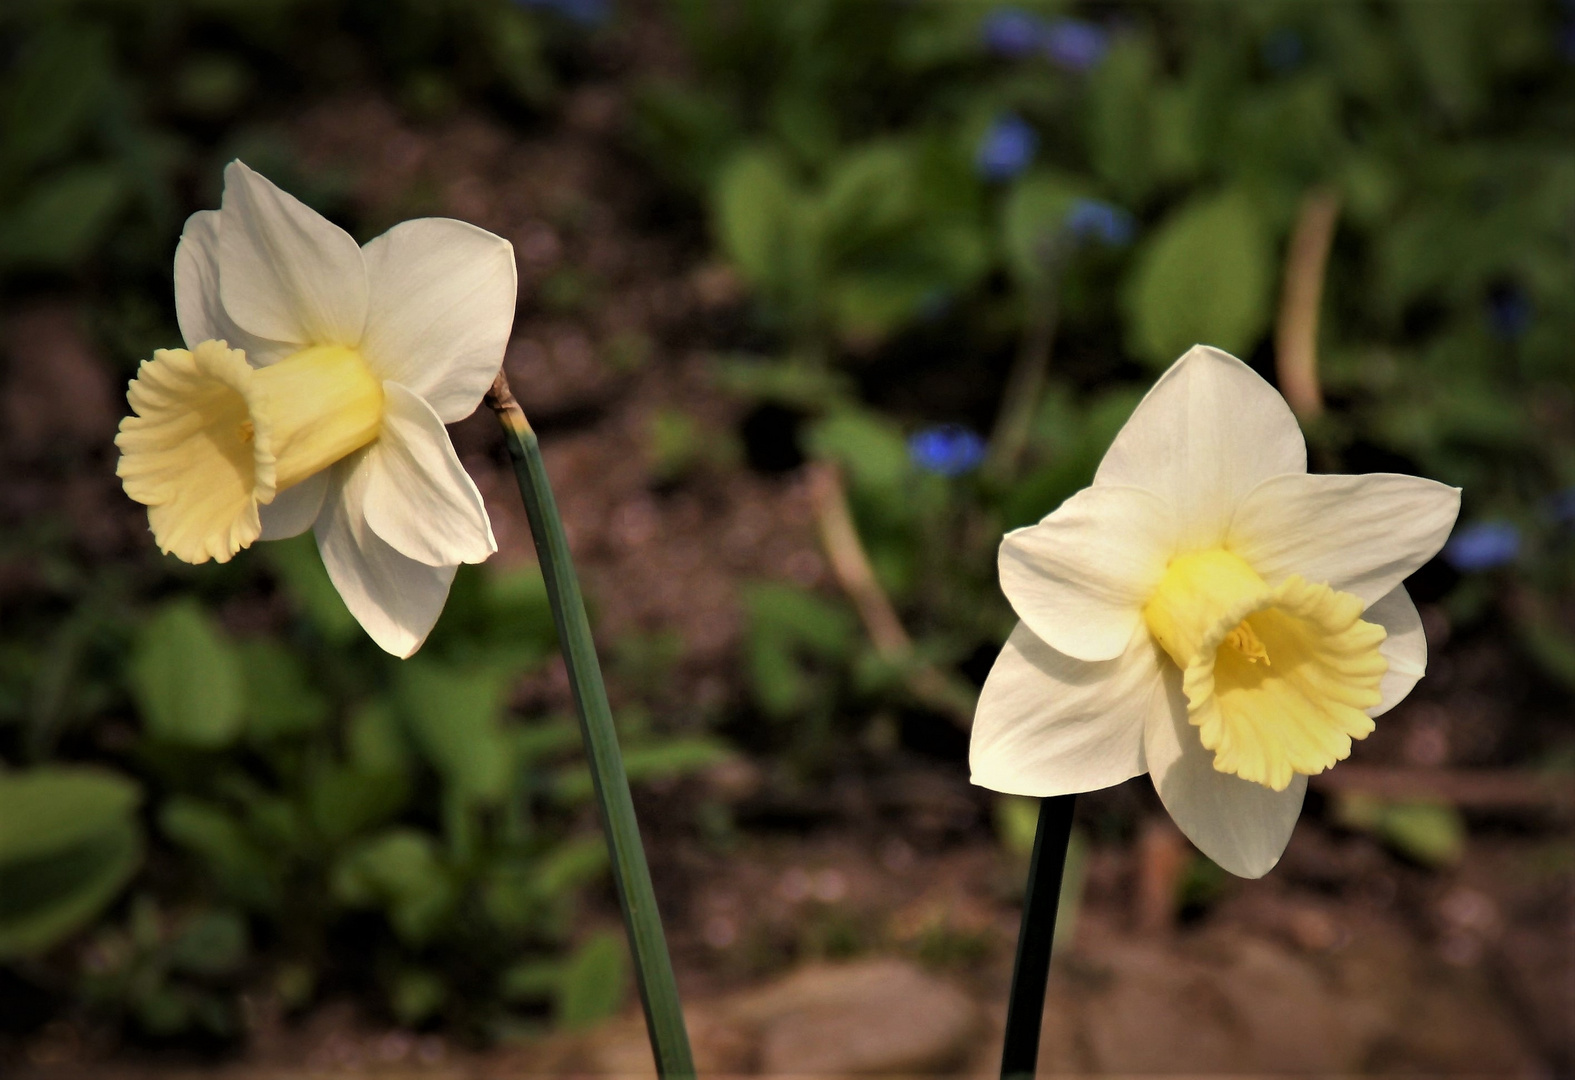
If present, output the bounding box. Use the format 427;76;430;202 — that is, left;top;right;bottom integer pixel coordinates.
1095;345;1307;550
218;160;369;348
971;623;1166;797
314;456;458;658
175;211;301;366
1144;694;1308;878
1227;472;1460;605
361;382;496;567
1363;584;1426;718
998;484;1175;662
258;469;330;541
360;218;517;423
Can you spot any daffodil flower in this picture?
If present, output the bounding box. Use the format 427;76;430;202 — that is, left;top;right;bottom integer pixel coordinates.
116;161;517;657
971;346;1461;877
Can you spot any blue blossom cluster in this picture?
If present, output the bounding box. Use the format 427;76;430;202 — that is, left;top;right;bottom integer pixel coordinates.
909;424;988;477
1442;521;1521;572
1065;198;1135;247
981;9;1109;72
1548;487;1575;525
976;113;1039;181
514;0;610;27
1486;284;1533;340
1261;28;1305;72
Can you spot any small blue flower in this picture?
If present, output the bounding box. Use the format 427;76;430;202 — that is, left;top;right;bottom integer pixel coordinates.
515;0;610;27
1545;487;1575;525
976;114;1038;182
1262;29;1305;72
982;9;1050;58
1043;18;1109;71
1486;285;1532;340
1443;521;1521;572
1066;198;1135;247
909;425;988;477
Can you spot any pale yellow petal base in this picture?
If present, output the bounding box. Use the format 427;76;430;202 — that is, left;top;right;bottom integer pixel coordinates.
115;340;276;563
116;339;384;564
1144;549;1387;791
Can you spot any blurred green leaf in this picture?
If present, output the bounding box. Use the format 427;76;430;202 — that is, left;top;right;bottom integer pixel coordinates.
239;640;328;741
347;701;411;777
1516;614;1575;691
487;4;550;104
0;21;113;174
397;661;514;807
631;81;742;192
389;967;447;1025
556;738;728;802
1087;34;1157;204
746;583;856;658
169;908;248;976
804;410;910;493
820;141;915;261
264;535;359;642
557;931;626;1029
535;836;609;896
173;53;253;118
715;146;811;300
307;763;408;846
1001;172;1084;291
499;958;562;1002
648;409;703;481
0;768;143;957
0;766;140;863
994;795;1039;859
130;601;244;749
1397;0;1488;124
1379;802;1466;868
1055;827;1088;953
514;719;581;766
744;582;855;717
160;797;278;911
0;165;126;268
1124;188;1273;366
1335;793;1466;867
332;829;456;946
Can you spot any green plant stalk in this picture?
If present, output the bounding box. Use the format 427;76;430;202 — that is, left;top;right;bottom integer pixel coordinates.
988;238;1071;482
999;794;1076;1080
986;288;1060;482
486;373;694;1077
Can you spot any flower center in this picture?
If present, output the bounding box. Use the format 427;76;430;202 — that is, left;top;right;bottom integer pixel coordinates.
116;339;383;564
1142;549;1388;791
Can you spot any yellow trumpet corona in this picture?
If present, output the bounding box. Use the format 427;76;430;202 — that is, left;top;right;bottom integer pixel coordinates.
1143;549;1386;792
116;340;383;565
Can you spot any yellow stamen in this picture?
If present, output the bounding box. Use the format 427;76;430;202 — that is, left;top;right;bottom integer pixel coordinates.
116;339;383;564
1143;549;1387;792
1224;621;1270;665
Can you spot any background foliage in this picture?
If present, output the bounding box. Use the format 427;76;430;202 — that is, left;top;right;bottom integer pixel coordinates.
1;0;1571;1054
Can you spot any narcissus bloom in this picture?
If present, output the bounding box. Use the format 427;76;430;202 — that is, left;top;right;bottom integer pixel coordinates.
971;346;1460;877
116;161;516;657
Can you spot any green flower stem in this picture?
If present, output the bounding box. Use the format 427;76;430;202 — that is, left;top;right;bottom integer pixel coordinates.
999;794;1077;1080
986;238;1070;482
487;373;694;1078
